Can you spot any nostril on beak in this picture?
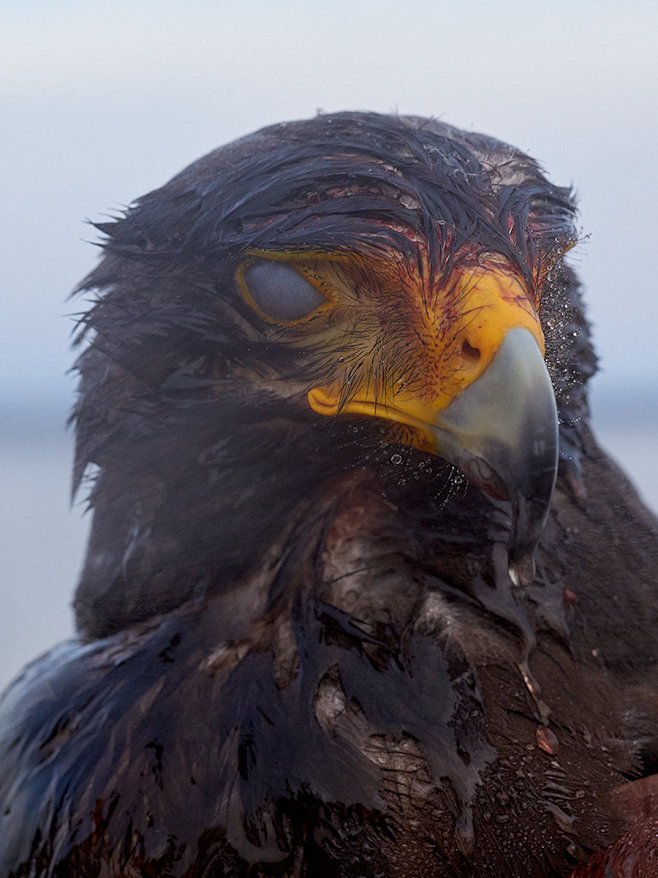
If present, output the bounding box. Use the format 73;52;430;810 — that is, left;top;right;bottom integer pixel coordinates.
461;339;481;363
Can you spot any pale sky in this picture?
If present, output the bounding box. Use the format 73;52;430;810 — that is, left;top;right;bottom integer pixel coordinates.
2;0;657;407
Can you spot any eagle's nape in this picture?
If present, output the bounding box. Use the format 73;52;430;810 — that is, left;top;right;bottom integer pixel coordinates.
0;112;656;878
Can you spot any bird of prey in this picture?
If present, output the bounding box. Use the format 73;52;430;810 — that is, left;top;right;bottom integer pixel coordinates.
0;112;656;877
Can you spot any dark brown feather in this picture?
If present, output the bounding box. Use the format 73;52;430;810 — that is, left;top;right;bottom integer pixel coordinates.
0;112;655;877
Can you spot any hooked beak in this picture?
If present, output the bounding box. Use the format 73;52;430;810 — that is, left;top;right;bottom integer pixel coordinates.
309;327;558;586
429;328;558;585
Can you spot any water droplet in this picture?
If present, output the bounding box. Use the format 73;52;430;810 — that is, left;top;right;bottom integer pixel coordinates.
508;554;535;587
399;194;420;209
390;453;402;465
562;588;577;607
536;725;560;755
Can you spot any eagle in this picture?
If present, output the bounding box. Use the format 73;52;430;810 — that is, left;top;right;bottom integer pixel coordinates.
0;112;656;877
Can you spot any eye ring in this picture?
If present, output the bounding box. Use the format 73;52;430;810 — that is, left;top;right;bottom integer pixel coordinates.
237;258;329;324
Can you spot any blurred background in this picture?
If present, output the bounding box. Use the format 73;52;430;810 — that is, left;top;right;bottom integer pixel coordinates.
2;0;657;691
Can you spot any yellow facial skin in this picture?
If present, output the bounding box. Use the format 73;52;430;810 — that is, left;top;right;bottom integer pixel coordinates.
303;258;545;452
236;248;545;450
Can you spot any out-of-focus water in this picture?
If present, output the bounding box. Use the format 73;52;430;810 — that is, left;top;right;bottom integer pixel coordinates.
1;391;657;693
1;410;87;693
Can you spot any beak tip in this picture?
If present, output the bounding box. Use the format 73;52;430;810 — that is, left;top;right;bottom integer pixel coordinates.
437;328;558;586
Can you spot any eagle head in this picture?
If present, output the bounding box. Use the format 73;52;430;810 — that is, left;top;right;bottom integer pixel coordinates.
72;112;594;637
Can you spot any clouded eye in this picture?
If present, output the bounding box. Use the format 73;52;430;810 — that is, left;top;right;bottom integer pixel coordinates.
241;259;327;322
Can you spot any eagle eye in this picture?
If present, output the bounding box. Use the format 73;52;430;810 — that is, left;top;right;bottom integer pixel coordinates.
241;259;327;322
